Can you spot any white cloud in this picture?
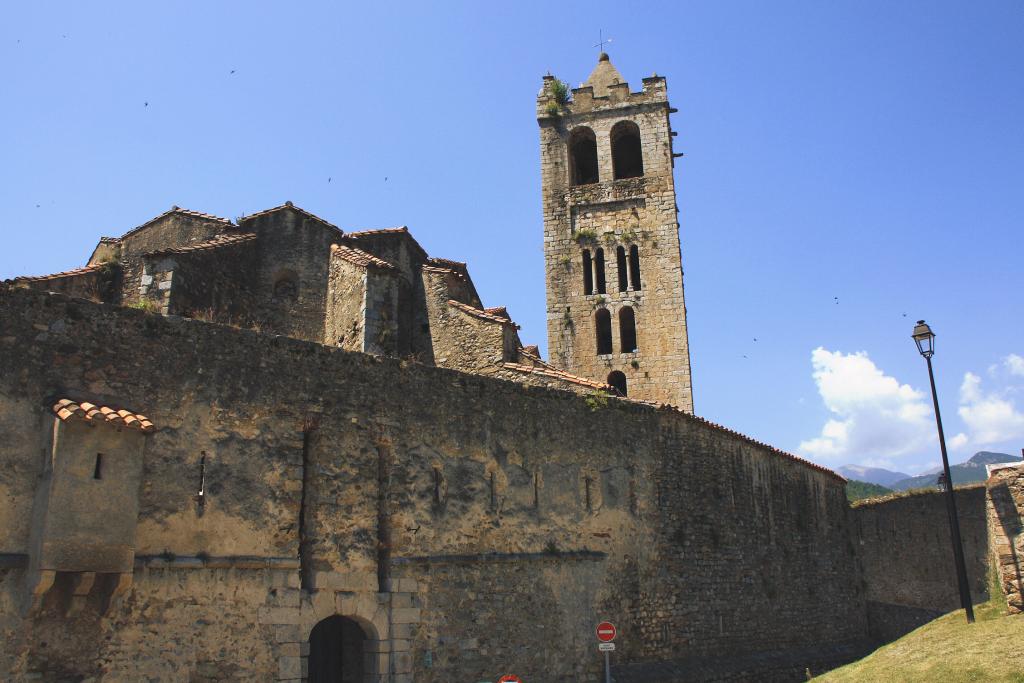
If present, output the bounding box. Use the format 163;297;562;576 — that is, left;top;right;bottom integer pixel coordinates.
798;348;934;463
957;371;1024;446
1006;354;1024;377
948;432;969;450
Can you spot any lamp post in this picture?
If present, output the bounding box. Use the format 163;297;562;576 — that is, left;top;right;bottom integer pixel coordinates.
912;319;975;623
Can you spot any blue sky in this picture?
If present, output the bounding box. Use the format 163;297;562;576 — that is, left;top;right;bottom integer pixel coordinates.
2;1;1021;475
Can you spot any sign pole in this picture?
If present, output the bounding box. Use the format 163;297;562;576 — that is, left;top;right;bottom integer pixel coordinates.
604;649;611;683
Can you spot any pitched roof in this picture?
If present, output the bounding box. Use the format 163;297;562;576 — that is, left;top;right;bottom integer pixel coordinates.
346;226;409;238
427;257;467;271
484;306;510;320
448;300;517;326
121;206;235;240
422;265;464;278
239;202;341;233
143;232;256;257
501;362;612;391
583;52;626;97
331;244;397;271
52;398;155;432
10;264;104;283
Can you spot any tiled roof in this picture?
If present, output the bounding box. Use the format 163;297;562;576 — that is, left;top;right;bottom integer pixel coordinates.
144;232;256;257
683;412;844;482
121;206;235;239
427;257;467;270
501;362;612;391
331;244;397;271
238;202;341;233
484;306;510;320
522;344;540;357
98;237;121;245
10;264;103;282
448;300;517;326
346;226;409;237
52;398;155;432
422;265;464;279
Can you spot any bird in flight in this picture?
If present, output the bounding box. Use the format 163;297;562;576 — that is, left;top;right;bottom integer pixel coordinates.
230;69;236;74
328;177;331;183
144;101;149;107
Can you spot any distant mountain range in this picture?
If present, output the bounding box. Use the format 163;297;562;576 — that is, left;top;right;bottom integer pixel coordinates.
839;451;1019;491
835;465;910;487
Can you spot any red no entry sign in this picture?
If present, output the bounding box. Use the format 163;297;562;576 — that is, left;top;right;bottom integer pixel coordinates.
498;675;521;683
596;621;617;642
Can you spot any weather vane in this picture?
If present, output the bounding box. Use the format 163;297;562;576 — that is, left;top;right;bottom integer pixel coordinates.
594;30;612;54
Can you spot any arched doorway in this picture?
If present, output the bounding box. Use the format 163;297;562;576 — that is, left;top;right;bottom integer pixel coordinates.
308;615;371;683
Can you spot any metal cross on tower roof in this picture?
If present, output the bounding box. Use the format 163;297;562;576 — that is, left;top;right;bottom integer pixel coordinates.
593;30;612;54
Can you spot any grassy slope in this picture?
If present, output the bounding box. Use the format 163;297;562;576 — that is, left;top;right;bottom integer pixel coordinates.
815;592;1024;682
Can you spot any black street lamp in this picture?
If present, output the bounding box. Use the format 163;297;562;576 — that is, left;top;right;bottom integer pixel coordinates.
912;319;975;623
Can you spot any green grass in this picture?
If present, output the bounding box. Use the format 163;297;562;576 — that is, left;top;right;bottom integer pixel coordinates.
815;590;1024;682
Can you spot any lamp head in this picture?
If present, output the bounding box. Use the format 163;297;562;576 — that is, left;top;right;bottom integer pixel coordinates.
912;319;935;358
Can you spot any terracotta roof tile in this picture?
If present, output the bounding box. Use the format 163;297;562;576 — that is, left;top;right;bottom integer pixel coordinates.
422;265;464;279
346;226;409;237
484;306;510;320
427;257;467;270
143;232;256;257
448;300;517;326
501;362;612;391
10;264;103;283
52;398;155;432
331;244;397;271
121;206;235;239
98;237;121;245
681;412;844;482
238;202;342;233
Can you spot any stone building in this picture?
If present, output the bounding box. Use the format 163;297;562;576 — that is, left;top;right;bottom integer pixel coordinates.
0;55;998;683
537;53;693;411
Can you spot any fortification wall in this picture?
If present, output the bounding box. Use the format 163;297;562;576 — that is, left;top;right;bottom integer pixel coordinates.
851;486;989;641
0;288;867;681
986;464;1024;613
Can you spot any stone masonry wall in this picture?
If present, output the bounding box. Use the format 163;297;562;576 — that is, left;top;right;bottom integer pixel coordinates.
850;486;989;641
0;288;866;681
986;464;1024;614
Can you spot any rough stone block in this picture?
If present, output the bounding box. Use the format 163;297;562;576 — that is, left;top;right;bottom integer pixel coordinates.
273;624;302;643
390;607;420;624
259;606;302;625
278;655;306;679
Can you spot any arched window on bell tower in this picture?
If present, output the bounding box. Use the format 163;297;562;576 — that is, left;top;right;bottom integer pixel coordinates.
611;120;644;179
569;127;599;185
608;371;627;397
619;306;637;352
594;248;607;294
595;308;612;355
582;249;593;295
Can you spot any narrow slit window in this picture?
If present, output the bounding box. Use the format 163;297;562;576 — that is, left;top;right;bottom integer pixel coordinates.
616;246;628;292
629;245;642;291
595;308;612;355
620;306;637;352
595;248;607;294
93;453;103;480
582;249;593;295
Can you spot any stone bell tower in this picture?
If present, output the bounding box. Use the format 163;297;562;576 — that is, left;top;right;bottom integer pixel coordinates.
537;53;694;412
